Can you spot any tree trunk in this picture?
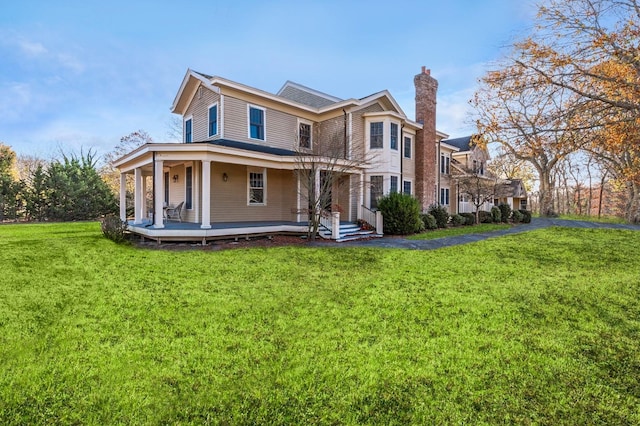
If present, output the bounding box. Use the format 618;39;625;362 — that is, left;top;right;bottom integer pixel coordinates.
538;170;555;216
625;182;640;224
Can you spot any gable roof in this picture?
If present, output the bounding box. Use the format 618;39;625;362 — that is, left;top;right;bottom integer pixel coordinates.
276;81;342;108
442;136;473;152
500;179;527;197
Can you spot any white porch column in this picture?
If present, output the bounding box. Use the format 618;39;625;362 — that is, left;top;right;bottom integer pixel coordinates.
153;159;165;228
141;175;148;219
119;173;127;221
134;167;143;224
314;168;321;210
201;160;211;229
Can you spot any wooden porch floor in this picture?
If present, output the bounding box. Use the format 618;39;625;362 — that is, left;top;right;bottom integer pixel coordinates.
127;219;310;243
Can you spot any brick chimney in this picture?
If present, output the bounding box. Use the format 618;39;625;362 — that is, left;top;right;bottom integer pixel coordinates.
414;66;438;211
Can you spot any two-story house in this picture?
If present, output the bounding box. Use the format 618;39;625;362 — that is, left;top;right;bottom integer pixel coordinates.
114;67;446;242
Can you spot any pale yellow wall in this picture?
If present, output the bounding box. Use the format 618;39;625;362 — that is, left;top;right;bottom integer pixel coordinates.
183;88;221;142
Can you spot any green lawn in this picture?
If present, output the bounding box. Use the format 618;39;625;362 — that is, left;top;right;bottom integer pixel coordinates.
407;223;511;240
1;222;639;424
558;213;628;224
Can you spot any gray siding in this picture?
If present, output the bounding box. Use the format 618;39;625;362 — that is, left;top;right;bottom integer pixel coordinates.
183;88;221;142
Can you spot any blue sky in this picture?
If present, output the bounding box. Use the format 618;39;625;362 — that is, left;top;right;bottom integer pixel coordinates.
0;0;536;159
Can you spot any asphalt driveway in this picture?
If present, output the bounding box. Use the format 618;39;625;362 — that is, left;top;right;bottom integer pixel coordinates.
327;218;640;250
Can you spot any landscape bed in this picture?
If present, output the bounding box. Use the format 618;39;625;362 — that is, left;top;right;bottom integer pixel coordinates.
0;222;639;424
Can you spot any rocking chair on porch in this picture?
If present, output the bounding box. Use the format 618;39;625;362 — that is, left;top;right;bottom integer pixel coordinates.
165;201;184;222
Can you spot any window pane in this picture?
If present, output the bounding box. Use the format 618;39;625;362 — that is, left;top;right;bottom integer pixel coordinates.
249;107;264;140
370;175;383;209
249;172;265;204
185;119;192;143
186;166;193;209
403;181;411;195
164;172;169;204
390;123;398;150
209;105;217;136
370;122;383;149
404;136;411;158
299;123;311;148
390;176;398;193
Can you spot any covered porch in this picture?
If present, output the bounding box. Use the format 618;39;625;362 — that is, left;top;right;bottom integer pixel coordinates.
113;142;381;241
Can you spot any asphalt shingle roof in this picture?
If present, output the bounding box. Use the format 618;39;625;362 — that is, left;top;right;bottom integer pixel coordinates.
192;139;297;156
442;136;473;151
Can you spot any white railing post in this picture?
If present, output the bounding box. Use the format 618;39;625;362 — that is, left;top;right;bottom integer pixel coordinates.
332;212;340;240
375;210;383;235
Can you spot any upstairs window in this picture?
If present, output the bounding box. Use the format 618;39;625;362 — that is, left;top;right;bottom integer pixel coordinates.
440;154;450;174
299;122;311;149
370;122;383;149
390;176;398;193
249;171;266;205
208;104;218;137
404;136;411;158
249;106;265;140
390;123;398;150
185;118;192;143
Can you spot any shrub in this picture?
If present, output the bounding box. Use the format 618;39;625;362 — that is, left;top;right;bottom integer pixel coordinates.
428;204;449;228
498;203;512;223
421;213;437;230
451;214;465;227
512;210;524;223
491;206;502;223
478;210;493;223
377;192;423;235
101;215;129;244
460;213;476;225
519;209;532;224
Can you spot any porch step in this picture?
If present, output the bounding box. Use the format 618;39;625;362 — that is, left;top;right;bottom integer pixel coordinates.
318;222;382;242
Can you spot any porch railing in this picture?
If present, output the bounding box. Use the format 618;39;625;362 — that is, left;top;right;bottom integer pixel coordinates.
359;205;383;235
319;209;340;239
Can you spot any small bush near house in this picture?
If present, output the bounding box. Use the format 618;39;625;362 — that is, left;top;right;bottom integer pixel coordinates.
101;215;129;244
498;203;512;223
428;204;449;228
478;210;493;223
513;210;524;224
421;213;438;230
491;206;502;223
519;209;532;223
377;192;423;235
460;213;476;225
451;214;465;227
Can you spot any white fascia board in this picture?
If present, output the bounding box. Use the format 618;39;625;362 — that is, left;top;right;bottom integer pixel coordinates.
112;144;152;168
362;111;423;130
170;69;221;114
440;142;461;152
436;130;450;139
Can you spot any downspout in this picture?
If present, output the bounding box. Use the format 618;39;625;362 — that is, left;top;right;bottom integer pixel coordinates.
437;139;441;205
400;122;405;189
343;108;348;158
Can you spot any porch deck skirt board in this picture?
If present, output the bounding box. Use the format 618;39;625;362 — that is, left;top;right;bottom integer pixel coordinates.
127;219;308;242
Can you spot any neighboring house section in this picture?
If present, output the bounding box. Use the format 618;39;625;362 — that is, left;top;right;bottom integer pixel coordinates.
113;67;448;241
495;179;529;212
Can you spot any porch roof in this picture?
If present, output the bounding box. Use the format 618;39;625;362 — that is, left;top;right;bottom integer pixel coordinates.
199;139;296;156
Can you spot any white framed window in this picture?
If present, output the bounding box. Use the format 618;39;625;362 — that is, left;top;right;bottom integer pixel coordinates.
370;122;383;149
404;136;411;158
390;175;398;193
403;180;412;195
298;120;312;149
208;103;218;137
440;188;450;206
370;175;383;209
440;153;450;174
390;123;398;150
248;168;266;205
186;166;193;209
184;117;193;143
248;105;266;141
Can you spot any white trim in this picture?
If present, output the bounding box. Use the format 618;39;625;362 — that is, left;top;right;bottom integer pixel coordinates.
207;102;219;138
276;80;343;103
171;69;221;114
247;167;267;206
402;178;413;195
403;135;412;159
247;104;266;142
220;94;225;138
297;118;313;150
390;121;400;151
183;115;193;143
